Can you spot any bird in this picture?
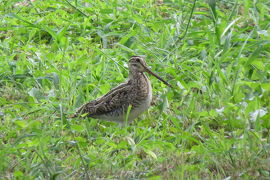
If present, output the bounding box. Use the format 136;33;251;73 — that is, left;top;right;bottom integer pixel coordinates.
71;56;172;123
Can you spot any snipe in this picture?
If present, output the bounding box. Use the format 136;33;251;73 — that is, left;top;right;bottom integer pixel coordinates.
72;56;171;122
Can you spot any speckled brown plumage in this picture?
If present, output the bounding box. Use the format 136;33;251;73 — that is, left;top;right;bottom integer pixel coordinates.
72;56;171;123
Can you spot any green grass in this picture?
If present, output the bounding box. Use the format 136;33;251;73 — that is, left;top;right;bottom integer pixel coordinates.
1;0;270;179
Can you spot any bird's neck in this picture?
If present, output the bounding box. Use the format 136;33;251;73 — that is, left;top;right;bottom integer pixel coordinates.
129;70;143;79
129;71;149;86
128;71;151;97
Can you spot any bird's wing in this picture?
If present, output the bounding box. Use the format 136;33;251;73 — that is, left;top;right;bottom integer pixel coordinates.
72;81;134;118
93;81;130;104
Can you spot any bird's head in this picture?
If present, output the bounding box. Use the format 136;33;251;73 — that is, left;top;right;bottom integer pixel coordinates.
128;56;172;88
128;56;147;72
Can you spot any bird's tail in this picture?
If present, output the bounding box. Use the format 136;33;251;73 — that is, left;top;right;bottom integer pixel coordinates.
69;113;78;118
70;105;90;118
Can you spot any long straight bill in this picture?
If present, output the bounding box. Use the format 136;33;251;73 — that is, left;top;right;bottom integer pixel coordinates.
143;65;172;88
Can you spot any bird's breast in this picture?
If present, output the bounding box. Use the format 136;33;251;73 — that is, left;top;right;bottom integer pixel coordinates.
128;75;152;121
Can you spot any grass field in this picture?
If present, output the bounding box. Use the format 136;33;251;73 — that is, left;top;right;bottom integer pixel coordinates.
1;0;270;179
